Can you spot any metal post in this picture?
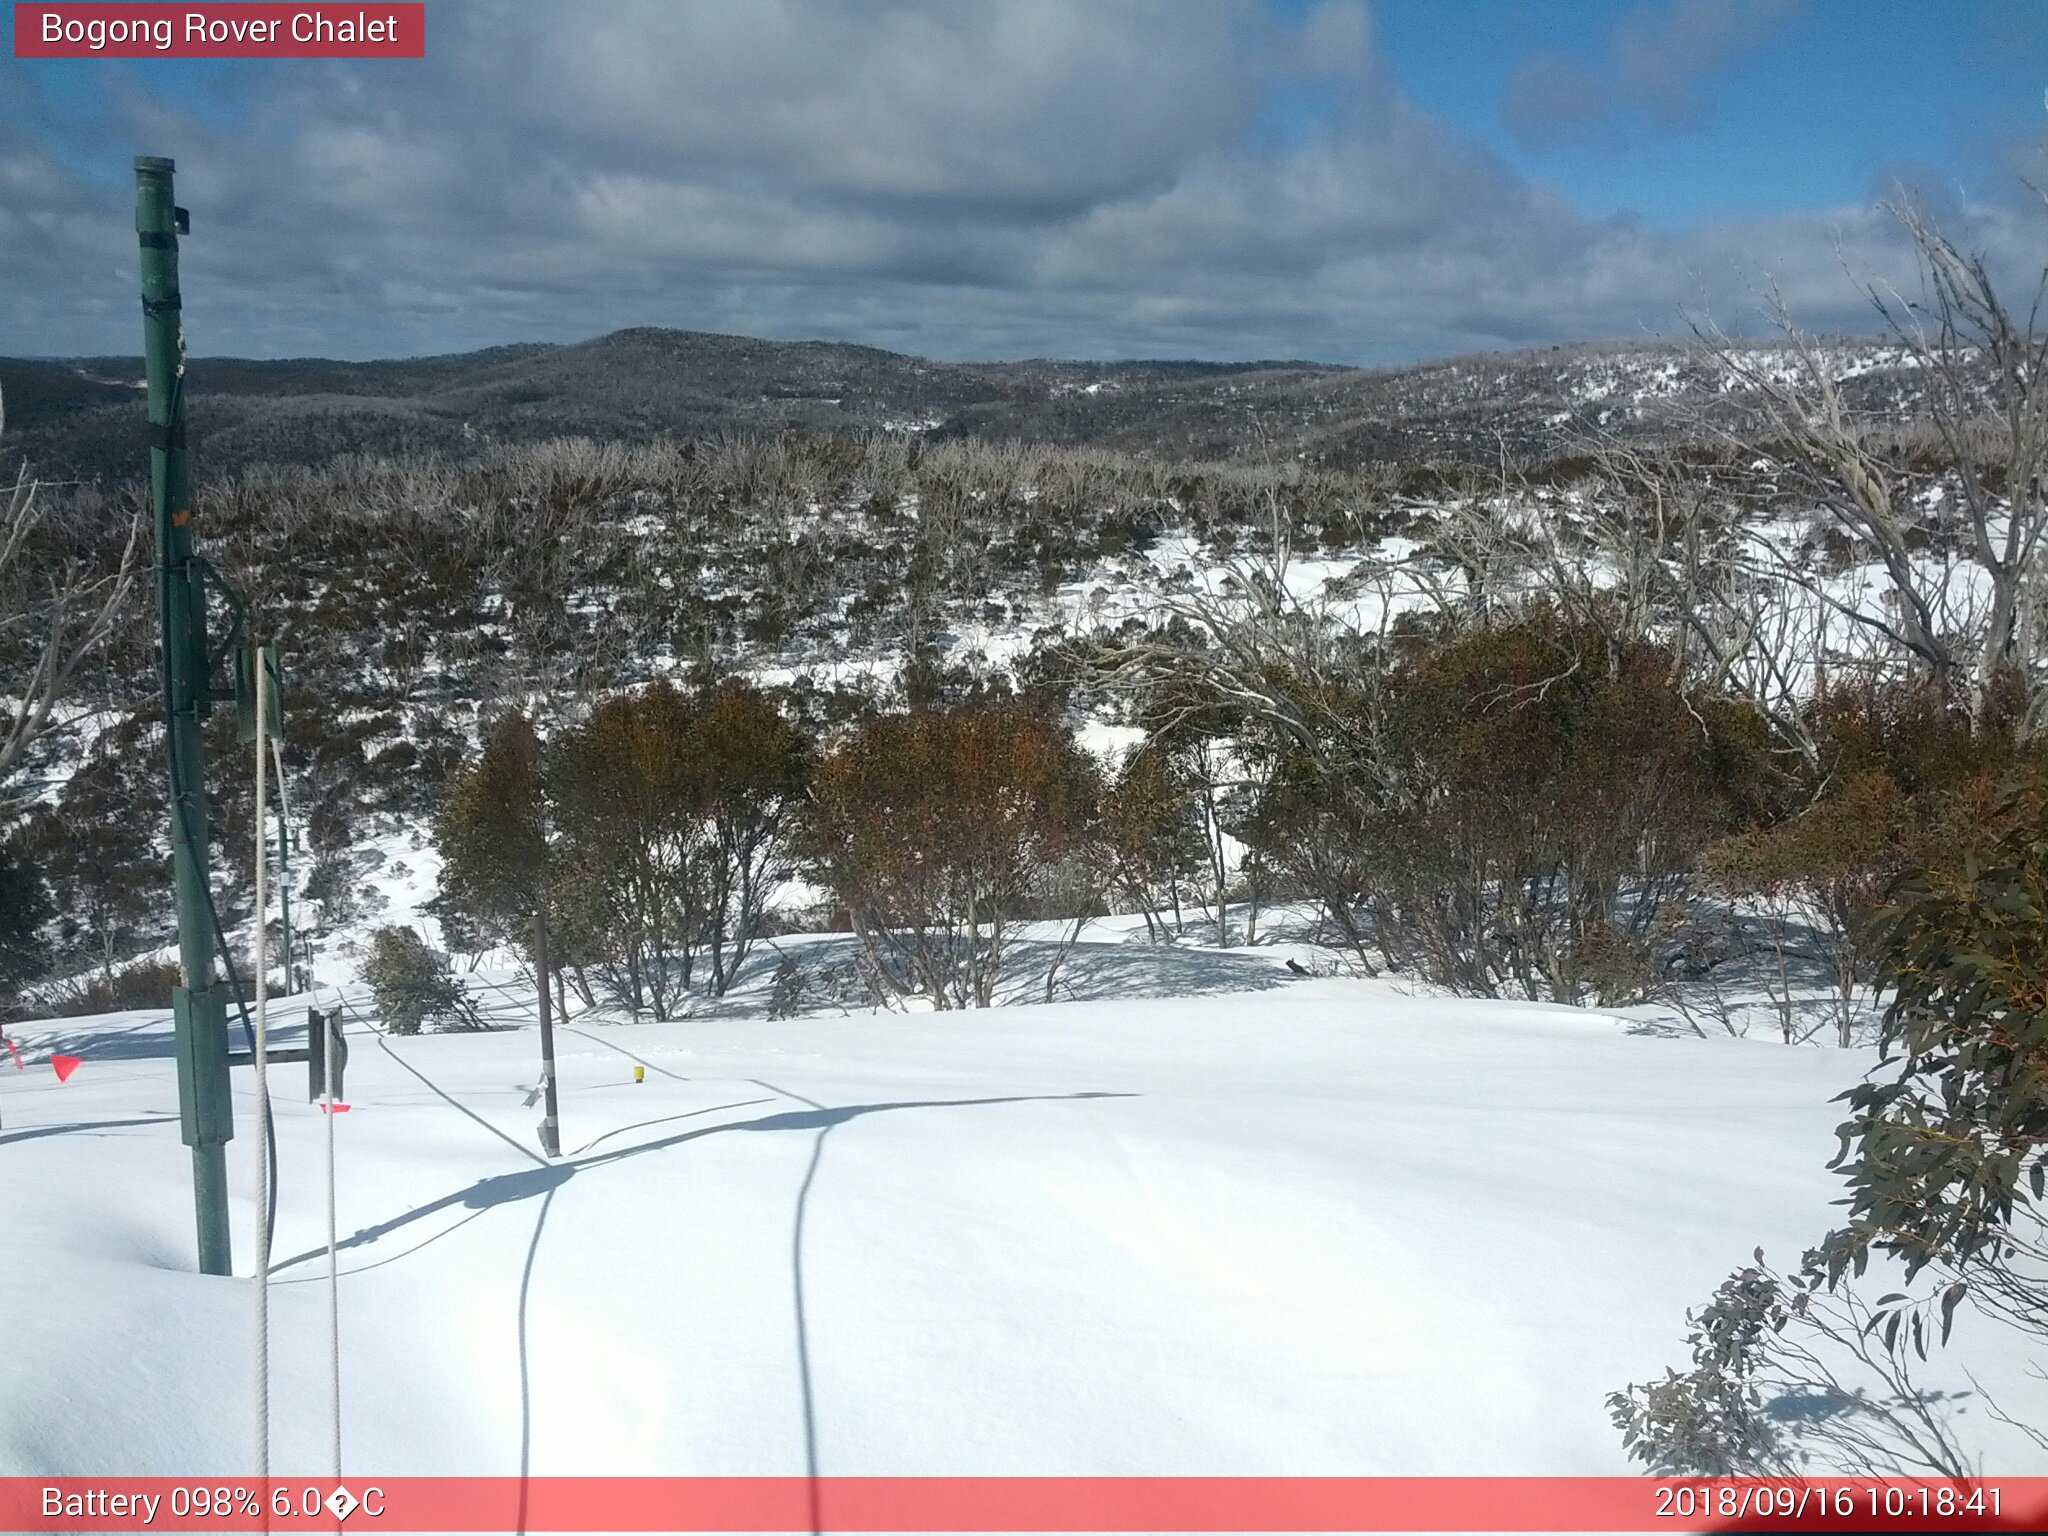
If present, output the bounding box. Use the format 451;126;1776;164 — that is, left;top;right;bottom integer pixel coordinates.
250;640;272;1476
307;1007;347;1102
270;687;295;994
535;909;560;1158
323;997;342;1479
139;156;234;1276
276;787;294;993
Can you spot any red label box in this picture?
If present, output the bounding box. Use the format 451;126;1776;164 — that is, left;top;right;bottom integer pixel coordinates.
14;4;424;58
5;1478;2048;1533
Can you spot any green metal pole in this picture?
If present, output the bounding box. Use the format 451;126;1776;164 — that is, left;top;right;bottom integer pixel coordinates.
139;156;235;1277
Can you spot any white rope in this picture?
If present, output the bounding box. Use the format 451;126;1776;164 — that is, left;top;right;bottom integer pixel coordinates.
251;644;272;1484
265;696;343;1477
324;981;342;1478
268;735;296;996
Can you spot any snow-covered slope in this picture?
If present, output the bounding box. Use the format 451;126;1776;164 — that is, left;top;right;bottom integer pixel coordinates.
7;958;2044;1479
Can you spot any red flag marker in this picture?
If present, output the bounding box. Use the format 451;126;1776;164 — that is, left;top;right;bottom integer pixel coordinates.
2;1036;22;1070
319;1102;351;1113
50;1054;81;1083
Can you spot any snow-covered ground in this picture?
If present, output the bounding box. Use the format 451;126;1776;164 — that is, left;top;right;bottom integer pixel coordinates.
9;924;2045;1483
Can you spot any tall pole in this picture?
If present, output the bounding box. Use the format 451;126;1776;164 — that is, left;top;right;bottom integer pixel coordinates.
323;997;342;1479
269;662;295;995
250;642;273;1476
275;752;294;992
140;156;235;1276
535;908;560;1158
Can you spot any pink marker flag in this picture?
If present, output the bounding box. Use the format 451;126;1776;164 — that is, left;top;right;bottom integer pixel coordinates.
50;1054;81;1084
2;1036;22;1070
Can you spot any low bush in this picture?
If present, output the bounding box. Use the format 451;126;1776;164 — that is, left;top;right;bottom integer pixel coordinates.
38;957;183;1017
361;925;474;1034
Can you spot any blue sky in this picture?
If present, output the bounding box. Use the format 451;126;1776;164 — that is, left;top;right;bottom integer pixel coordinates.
1373;0;2048;222
3;0;2044;362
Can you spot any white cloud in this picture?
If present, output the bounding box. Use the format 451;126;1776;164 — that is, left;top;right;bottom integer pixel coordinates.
0;0;2029;363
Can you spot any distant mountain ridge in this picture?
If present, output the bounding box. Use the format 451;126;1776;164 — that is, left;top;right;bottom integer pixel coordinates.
0;325;1926;484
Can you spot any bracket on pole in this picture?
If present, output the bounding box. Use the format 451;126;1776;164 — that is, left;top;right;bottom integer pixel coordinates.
172;985;233;1148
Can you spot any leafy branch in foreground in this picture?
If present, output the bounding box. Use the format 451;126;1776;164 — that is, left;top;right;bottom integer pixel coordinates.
1817;786;2048;1288
1614;784;2048;1475
1608;1251;1976;1477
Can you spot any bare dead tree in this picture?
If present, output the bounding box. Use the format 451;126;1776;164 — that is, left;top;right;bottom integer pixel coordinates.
1695;192;2048;730
0;385;144;810
1081;510;1417;978
1873;197;2048;726
1576;436;1835;767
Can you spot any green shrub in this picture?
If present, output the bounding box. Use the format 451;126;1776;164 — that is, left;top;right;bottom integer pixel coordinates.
361;925;472;1035
1821;783;2048;1285
1255;609;1774;1000
0;838;53;992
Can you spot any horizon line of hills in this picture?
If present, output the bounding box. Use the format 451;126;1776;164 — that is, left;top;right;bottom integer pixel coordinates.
1;323;1923;484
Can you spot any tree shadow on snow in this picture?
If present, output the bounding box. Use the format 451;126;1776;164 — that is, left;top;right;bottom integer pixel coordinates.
575;929;1304;1024
1007;937;1294;1005
266;1090;1132;1274
5;1010;180;1062
6;1006;328;1062
270;1080;1130;1536
0;1112;177;1146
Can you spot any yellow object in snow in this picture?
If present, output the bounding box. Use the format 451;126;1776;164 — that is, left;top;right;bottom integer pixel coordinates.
634;1065;645;1084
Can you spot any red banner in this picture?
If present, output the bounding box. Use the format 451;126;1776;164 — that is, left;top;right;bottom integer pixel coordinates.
13;4;424;59
6;1477;2048;1533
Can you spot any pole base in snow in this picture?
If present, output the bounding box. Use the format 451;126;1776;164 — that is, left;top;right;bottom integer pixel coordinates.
191;1141;232;1277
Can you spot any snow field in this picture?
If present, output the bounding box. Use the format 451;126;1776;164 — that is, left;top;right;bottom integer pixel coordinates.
18;958;2044;1484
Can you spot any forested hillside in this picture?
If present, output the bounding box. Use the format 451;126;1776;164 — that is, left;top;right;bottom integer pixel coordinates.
1;326;1958;483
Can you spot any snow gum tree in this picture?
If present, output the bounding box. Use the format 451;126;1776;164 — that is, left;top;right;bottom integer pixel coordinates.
1098;743;1204;941
1697;680;2041;1044
1701;772;1906;1045
693;682;811;997
546;681;710;1021
0;839;52;996
433;708;596;1010
1824;787;2048;1295
443;681;813;1019
1251;608;1774;1001
435;709;549;954
808;701;1100;1008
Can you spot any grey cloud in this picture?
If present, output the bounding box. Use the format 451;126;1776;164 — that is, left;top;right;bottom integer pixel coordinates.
0;0;2015;366
1504;0;1800;141
449;0;1272;210
1614;0;1800;123
1501;53;1612;139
